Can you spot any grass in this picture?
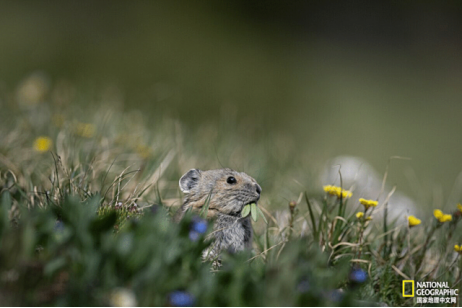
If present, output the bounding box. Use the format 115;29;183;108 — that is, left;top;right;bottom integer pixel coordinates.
1;78;462;306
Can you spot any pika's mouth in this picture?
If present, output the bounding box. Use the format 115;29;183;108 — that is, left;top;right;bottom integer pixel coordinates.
236;200;258;216
232;201;250;212
239;199;267;223
243;199;258;208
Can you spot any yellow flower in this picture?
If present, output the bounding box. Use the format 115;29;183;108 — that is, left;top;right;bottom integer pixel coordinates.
441;214;452;223
433;210;452;223
323;185;352;199
455;245;462;253
356;211;372;221
75;123;95;138
434;209;452;223
341;190;353;199
434;209;443;220
408;215;421;227
457;203;462;212
359;198;378;210
33;136;52;153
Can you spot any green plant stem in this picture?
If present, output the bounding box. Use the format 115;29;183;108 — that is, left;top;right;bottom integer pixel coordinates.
287;207;295;241
415;224;438;274
382;202;388;259
357;222;365;260
427;222;457;279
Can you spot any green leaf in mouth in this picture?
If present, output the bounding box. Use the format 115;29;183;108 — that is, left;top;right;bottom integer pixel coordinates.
241;204;251;218
241;203;267;224
250;203;258;222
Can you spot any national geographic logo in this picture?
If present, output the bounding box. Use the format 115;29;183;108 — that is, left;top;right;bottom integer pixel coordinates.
402;280;459;304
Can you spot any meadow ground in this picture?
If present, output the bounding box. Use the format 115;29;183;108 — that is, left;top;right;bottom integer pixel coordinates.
1;78;462;306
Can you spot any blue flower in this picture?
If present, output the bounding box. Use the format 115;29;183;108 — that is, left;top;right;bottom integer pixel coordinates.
191;217;207;234
169;291;195;307
349;268;367;284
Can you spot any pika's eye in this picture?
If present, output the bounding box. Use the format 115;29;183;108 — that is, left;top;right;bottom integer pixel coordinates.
226;176;237;184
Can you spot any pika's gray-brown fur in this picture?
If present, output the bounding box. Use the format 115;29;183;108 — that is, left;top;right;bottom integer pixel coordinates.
176;168;262;259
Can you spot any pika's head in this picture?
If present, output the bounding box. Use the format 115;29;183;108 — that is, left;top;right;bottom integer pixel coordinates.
179;168;262;217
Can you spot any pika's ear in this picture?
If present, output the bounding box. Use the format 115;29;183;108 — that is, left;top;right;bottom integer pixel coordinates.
179;169;202;193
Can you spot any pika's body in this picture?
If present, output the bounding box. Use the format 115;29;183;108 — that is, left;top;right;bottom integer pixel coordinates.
177;168;262;257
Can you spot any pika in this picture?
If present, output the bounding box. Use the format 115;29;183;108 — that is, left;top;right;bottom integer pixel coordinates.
176;168;262;258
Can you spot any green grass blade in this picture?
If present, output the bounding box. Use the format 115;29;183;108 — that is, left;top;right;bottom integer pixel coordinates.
304;192;317;238
256;205;267;224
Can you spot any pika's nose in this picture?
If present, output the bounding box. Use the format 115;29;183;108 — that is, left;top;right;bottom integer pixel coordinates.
256;184;262;195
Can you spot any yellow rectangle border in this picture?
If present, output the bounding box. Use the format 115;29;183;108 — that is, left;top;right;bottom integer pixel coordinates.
402;280;414;297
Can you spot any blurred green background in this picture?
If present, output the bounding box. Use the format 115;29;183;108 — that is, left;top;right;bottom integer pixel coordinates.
2;0;462;199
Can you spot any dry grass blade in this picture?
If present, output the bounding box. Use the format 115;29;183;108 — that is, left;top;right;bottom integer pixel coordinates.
0;154;20;175
331;242;360;249
246;241;285;262
378;156;411;200
143;149;176;195
258;204;278;226
391;265;411;280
